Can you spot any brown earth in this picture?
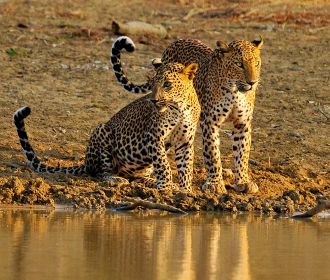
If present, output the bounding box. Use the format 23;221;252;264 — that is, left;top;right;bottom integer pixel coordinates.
0;0;329;214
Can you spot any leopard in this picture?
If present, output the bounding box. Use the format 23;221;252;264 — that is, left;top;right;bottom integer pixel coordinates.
13;62;200;191
110;36;263;194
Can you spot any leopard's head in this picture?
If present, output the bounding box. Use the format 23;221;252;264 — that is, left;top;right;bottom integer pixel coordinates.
215;37;263;93
149;62;198;112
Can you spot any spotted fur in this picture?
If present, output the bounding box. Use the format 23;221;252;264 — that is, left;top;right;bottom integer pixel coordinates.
14;62;200;190
110;36;263;194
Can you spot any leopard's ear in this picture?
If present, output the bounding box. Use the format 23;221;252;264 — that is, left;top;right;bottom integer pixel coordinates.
252;36;263;49
151;58;162;69
216;41;230;53
181;63;198;80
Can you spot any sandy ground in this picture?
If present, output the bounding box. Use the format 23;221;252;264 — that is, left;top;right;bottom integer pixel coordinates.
0;0;329;214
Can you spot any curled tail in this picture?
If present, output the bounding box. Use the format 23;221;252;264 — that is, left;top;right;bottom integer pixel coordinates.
13;107;85;175
111;36;151;94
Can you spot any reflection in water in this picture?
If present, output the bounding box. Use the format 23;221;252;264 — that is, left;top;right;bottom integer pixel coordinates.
0;210;330;280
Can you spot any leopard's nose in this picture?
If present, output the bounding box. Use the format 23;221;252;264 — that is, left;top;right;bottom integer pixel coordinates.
151;99;158;104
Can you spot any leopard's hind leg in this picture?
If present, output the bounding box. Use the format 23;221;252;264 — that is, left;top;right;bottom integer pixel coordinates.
85;127;129;183
98;150;129;183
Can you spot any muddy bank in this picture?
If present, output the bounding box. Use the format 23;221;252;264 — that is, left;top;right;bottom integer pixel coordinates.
1;175;329;214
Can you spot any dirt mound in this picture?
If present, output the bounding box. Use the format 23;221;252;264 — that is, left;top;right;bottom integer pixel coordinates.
1;171;329;214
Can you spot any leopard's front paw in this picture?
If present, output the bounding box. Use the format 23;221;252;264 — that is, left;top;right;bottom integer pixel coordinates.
157;182;176;190
101;175;129;184
183;185;192;192
133;177;157;188
234;181;259;194
202;180;227;194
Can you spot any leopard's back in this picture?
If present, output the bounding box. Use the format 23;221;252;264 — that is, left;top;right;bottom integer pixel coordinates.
161;39;213;66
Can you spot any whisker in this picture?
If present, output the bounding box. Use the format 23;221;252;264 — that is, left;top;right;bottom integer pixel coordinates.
154;100;180;112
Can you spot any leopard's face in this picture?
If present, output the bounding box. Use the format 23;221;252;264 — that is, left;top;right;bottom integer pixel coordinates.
149;63;198;112
219;39;263;93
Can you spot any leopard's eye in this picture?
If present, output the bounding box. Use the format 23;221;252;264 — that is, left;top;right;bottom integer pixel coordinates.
236;61;244;68
255;61;260;67
163;81;172;90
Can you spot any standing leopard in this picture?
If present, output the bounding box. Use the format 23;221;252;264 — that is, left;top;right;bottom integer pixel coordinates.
14;62;200;190
111;36;263;194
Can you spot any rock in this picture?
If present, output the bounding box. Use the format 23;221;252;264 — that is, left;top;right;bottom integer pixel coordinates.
60;63;69;69
272;205;282;213
17;23;29;28
283;190;303;203
219;193;235;203
13;178;25;196
286;203;295;214
271;123;281;128
112;20;167;38
265;24;276;31
248;159;260;166
262;200;270;208
237;202;254;211
288;131;304;141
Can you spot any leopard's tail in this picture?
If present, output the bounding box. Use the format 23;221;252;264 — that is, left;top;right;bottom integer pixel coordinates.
13;107;85;175
111;36;151;94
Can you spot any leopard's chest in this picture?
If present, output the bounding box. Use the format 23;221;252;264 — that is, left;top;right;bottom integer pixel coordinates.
169;108;197;144
226;90;256;122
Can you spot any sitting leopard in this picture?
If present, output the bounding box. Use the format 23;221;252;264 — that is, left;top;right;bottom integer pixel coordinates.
111;36;263;194
13;62;200;190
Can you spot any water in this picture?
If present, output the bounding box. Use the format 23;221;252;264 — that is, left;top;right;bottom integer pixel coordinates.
0;209;330;280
